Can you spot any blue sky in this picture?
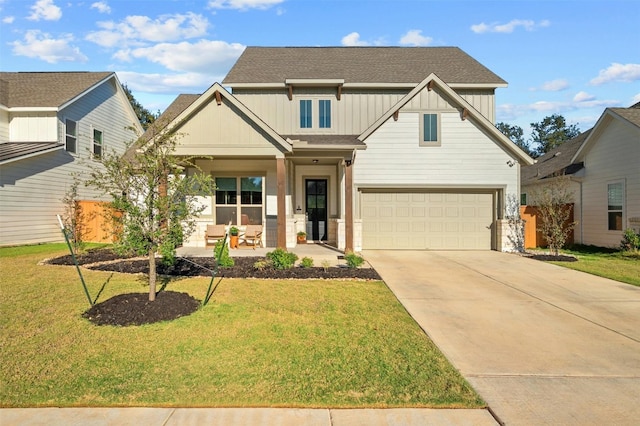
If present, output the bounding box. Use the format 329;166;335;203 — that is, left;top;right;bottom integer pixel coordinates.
1;0;638;140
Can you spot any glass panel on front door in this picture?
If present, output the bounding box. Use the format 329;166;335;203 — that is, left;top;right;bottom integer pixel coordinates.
306;179;327;241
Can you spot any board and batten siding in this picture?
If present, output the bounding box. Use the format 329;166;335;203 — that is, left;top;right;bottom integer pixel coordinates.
173;98;284;157
354;111;519;194
9;112;58;142
0;79;137;246
580;118;640;248
0;109;10;141
232;88;497;135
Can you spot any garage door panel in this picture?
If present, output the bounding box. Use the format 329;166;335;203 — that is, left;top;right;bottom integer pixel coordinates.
362;191;493;250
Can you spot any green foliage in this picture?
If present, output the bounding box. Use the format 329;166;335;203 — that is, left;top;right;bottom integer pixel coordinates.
229;226;239;236
266;248;298;270
530;114;580;157
345;252;365;269
253;259;269;270
83;120;215;300
300;257;314;268
213;240;234;267
496;122;535;158
297;231;307;237
122;84;157;130
620;228;640;252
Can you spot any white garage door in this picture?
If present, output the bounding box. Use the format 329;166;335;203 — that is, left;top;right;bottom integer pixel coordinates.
361;191;494;250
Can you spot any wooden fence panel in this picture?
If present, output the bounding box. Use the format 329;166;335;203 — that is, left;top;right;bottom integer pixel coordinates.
78;200;119;243
520;204;574;249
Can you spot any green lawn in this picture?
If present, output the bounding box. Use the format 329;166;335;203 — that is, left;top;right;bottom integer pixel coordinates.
545;245;640;286
0;244;483;408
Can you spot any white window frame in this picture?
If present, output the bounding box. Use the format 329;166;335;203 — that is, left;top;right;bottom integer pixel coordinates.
296;97;334;133
607;180;624;231
65;118;77;154
419;112;441;147
92;128;103;159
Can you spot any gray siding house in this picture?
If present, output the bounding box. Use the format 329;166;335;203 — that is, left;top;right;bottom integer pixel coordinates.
0;72;142;246
146;47;534;252
521;102;640;248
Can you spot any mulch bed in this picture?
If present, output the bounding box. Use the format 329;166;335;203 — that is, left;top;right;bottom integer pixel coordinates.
522;253;578;262
45;248;381;327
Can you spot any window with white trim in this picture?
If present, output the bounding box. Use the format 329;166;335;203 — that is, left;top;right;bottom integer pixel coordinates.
93;129;103;159
65;119;77;153
607;181;624;231
215;176;263;225
419;113;440;146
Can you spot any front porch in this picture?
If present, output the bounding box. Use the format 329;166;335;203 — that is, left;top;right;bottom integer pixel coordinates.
176;241;362;268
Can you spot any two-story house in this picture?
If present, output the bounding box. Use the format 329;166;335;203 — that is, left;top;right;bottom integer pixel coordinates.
147;47;533;252
0;72;142;246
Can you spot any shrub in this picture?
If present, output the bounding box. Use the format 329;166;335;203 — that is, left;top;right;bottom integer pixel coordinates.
300;257;314;268
345;252;364;269
321;259;331;272
620;228;640;252
253;259;269;270
213;240;234;267
266;248;298;270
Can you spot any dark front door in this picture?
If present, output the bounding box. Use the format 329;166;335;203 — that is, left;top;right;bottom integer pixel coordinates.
305;179;327;241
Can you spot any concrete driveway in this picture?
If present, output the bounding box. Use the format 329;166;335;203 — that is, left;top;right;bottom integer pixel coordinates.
364;250;640;426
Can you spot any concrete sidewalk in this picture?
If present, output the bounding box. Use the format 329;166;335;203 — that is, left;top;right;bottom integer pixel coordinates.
365;250;640;425
1;407;498;425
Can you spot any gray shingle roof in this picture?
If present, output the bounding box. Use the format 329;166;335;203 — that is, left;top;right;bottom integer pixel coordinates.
0;142;64;163
222;47;507;86
0;72;112;108
610;105;640;128
139;94;200;142
521;131;590;186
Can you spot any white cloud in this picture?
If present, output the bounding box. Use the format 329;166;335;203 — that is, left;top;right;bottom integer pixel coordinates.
471;19;550;34
27;0;62;21
399;30;433;46
117;71;218;94
208;0;283;10
11;30;87;63
91;1;111;14
539;79;569;92
341;32;369;46
123;40;245;73
86;12;209;47
573;91;596;102
589;63;640;85
3;16;14;23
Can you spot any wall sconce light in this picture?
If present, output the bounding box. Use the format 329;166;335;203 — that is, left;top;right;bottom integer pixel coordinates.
506;160;516;167
312;159;319;164
345;159;352;166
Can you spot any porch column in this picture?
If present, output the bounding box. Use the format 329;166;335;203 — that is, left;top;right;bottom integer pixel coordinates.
276;158;287;249
345;160;354;253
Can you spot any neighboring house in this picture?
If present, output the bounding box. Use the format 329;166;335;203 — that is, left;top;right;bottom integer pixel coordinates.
0;72;143;246
149;47;533;252
521;102;640;248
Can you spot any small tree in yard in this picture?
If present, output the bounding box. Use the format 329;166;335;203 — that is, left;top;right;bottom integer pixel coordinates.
531;174;576;256
84;122;214;301
61;181;87;255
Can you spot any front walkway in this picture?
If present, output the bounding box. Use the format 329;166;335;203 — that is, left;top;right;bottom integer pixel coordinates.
365;250;640;425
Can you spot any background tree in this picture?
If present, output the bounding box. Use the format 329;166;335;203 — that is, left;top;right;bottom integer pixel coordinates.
84;122;214;301
530;114;580;157
496;122;535;157
531;174;576;256
123;84;157;130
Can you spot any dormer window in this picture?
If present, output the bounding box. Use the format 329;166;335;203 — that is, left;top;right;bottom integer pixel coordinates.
298;98;333;131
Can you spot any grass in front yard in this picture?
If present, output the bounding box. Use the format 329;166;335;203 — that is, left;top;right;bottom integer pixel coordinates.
543;245;640;286
0;244;484;408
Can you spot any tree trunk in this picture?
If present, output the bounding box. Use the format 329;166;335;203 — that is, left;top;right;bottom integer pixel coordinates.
148;248;156;301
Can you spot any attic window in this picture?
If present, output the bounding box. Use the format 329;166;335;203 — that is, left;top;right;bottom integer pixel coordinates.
419;113;440;146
